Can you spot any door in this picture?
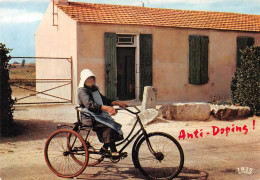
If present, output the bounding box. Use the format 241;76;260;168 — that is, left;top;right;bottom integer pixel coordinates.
116;47;135;100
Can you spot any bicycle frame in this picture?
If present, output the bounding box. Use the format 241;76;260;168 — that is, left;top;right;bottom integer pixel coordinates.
75;105;157;156
116;106;156;156
46;106;184;179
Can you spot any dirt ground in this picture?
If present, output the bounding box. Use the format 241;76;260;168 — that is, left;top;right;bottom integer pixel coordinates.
0;104;259;180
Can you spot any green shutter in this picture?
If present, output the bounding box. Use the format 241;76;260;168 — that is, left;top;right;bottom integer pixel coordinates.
104;32;117;100
189;36;200;84
237;36;254;68
200;36;209;84
139;34;153;100
189;35;208;85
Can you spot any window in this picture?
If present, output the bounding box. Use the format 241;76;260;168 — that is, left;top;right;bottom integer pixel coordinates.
237;36;254;68
117;35;135;45
189;35;209;85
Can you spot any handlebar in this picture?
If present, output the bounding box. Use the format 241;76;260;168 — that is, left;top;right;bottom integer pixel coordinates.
76;105;141;115
115;105;141;115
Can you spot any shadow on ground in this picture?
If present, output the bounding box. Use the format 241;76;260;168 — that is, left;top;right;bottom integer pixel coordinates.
0;119;73;143
178;167;209;179
77;161;208;180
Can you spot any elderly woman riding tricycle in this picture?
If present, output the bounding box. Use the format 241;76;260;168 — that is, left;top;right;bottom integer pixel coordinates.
44;69;184;180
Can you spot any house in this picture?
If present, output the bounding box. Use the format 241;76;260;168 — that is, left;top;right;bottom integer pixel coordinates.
35;0;260;104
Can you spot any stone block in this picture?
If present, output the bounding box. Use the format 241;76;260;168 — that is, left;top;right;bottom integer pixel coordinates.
141;86;157;111
158;103;211;121
211;105;251;120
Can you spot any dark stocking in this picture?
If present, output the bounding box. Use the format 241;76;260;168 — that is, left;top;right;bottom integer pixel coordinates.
109;141;117;152
102;143;109;149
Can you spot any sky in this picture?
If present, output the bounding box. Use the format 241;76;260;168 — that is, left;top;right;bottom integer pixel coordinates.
0;0;259;63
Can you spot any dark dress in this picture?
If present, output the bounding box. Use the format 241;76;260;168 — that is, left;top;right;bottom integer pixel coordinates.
77;85;123;143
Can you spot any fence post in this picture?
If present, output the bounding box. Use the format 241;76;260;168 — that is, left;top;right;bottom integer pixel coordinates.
70;56;74;104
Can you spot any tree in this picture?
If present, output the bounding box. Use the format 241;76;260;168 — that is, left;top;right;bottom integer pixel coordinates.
22;59;25;67
0;43;15;136
230;46;260;115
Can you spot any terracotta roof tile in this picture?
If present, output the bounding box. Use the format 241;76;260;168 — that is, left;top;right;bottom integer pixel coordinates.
57;1;260;32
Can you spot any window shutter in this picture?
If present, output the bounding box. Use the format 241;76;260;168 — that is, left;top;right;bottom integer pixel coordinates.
189;36;201;84
200;36;209;84
139;34;153;100
189;35;209;85
237;36;254;68
104;32;117;100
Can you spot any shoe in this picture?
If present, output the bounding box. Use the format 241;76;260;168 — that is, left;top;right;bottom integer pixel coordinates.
111;152;128;158
100;147;110;155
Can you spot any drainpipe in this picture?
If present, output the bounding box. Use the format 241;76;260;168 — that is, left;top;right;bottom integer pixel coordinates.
52;0;68;26
52;0;58;26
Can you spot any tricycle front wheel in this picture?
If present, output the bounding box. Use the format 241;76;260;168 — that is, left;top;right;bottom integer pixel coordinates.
133;132;184;180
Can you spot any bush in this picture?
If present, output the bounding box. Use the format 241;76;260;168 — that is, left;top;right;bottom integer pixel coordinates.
208;95;232;106
0;43;15;136
230;46;260;115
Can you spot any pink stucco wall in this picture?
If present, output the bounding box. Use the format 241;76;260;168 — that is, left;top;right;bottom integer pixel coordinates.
76;23;260;102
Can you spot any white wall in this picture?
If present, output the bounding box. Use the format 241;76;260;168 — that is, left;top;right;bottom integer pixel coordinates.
35;2;78;103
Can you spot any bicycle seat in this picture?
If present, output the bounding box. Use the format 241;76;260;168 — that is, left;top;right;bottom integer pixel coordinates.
75;106;96;129
75;106;93;118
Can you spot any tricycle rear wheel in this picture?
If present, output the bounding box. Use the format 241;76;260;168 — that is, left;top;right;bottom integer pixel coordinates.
44;129;88;178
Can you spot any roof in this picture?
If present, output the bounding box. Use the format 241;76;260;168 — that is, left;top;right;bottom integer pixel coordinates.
57;1;260;32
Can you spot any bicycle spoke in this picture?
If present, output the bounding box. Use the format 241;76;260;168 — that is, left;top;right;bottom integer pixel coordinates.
44;129;88;178
135;132;184;179
74;129;104;166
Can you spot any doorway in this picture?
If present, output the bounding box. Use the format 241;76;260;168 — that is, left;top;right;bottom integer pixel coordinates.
116;47;135;100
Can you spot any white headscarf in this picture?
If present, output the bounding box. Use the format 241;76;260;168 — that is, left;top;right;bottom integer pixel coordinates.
78;69;96;88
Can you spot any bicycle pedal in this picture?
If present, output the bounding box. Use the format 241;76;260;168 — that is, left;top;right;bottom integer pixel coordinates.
114;152;128;159
121;156;127;159
120;152;128;158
